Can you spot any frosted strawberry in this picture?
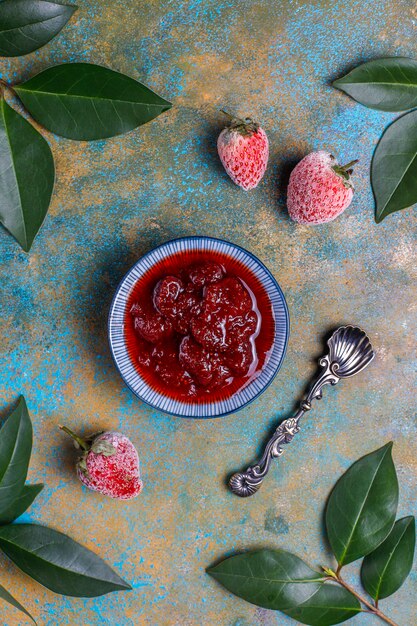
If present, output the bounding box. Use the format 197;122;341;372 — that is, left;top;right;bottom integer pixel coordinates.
287;151;358;224
60;426;142;500
217;112;269;190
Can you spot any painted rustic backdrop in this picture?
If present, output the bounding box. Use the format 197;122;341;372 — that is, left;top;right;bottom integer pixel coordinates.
0;0;416;624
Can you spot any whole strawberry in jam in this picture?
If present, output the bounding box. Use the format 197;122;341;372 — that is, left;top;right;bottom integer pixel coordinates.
130;302;173;343
60;426;142;500
287;151;357;224
217;112;269;190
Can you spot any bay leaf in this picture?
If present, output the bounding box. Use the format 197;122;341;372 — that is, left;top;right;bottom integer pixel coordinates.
0;397;33;516
0;0;77;57
361;516;415;600
326;443;398;566
0;484;43;525
208;549;360;625
0;100;54;251
0;583;36;624
0;523;132;597
333;58;417;112
372;109;417;222
15;63;172;140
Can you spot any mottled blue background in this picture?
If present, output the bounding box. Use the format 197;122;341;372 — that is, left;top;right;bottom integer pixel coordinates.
0;0;416;624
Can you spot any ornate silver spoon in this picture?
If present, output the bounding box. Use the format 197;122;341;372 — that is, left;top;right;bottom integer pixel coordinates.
229;325;375;497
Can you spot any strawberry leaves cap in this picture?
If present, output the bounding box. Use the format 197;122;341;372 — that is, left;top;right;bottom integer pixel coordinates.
90;440;117;457
221;110;260;136
331;157;358;188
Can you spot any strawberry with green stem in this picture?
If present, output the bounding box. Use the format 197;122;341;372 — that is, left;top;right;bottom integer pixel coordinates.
60;426;143;500
287;151;358;224
217;111;269;190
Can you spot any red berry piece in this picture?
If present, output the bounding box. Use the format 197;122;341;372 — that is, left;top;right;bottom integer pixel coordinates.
153;276;200;334
287;151;357;224
225;341;254;376
190;308;226;351
191;278;254;351
153;276;184;316
60;427;143;500
152;341;195;393
226;311;259;348
208;352;233;388
172;291;201;334
179;336;213;385
188;262;224;288
217;112;269;190
131;302;173;343
205;276;252;316
210;363;233;389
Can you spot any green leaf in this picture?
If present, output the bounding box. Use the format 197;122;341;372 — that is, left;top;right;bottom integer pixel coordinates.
326;443;398;567
284;585;361;626
361;516;415;601
0;583;36;624
208;549;360;625
0;484;43;525
0;0;77;57
371;109;417;222
0;524;132;597
0;99;54;251
333;58;417;112
0;397;33;516
14;63;172;140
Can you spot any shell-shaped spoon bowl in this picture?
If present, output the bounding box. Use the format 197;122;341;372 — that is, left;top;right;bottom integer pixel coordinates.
328;325;374;378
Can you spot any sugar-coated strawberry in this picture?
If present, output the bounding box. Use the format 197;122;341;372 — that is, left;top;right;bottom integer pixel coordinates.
217;112;269;190
287;151;358;224
60;427;143;500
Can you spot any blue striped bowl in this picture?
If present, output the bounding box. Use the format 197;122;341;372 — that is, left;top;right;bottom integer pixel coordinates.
108;237;289;418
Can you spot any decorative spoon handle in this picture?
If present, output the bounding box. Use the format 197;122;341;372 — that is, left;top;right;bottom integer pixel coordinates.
229;326;374;497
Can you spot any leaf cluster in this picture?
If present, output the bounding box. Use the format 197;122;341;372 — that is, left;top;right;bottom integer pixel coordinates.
208;443;415;625
334;57;417;222
0;0;171;251
0;397;131;624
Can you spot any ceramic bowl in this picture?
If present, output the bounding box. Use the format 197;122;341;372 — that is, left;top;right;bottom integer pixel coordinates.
108;236;289;418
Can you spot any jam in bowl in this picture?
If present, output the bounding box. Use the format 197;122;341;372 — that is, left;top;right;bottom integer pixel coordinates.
109;237;289;418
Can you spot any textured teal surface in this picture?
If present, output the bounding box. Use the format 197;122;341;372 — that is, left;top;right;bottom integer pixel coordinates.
0;1;416;624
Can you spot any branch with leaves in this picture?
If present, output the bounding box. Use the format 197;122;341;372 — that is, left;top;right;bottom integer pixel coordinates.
334;57;417;223
0;397;132;625
0;1;171;252
208;443;415;625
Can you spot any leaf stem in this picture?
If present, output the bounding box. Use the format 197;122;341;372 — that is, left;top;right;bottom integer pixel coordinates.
59;425;89;451
340;159;359;171
220;109;240;122
0;79;16;98
330;574;400;626
0;78;7;98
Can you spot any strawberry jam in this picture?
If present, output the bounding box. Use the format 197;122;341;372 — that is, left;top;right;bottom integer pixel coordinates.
125;249;275;403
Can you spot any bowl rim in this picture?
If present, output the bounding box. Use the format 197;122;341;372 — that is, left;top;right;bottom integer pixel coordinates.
108;235;290;418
